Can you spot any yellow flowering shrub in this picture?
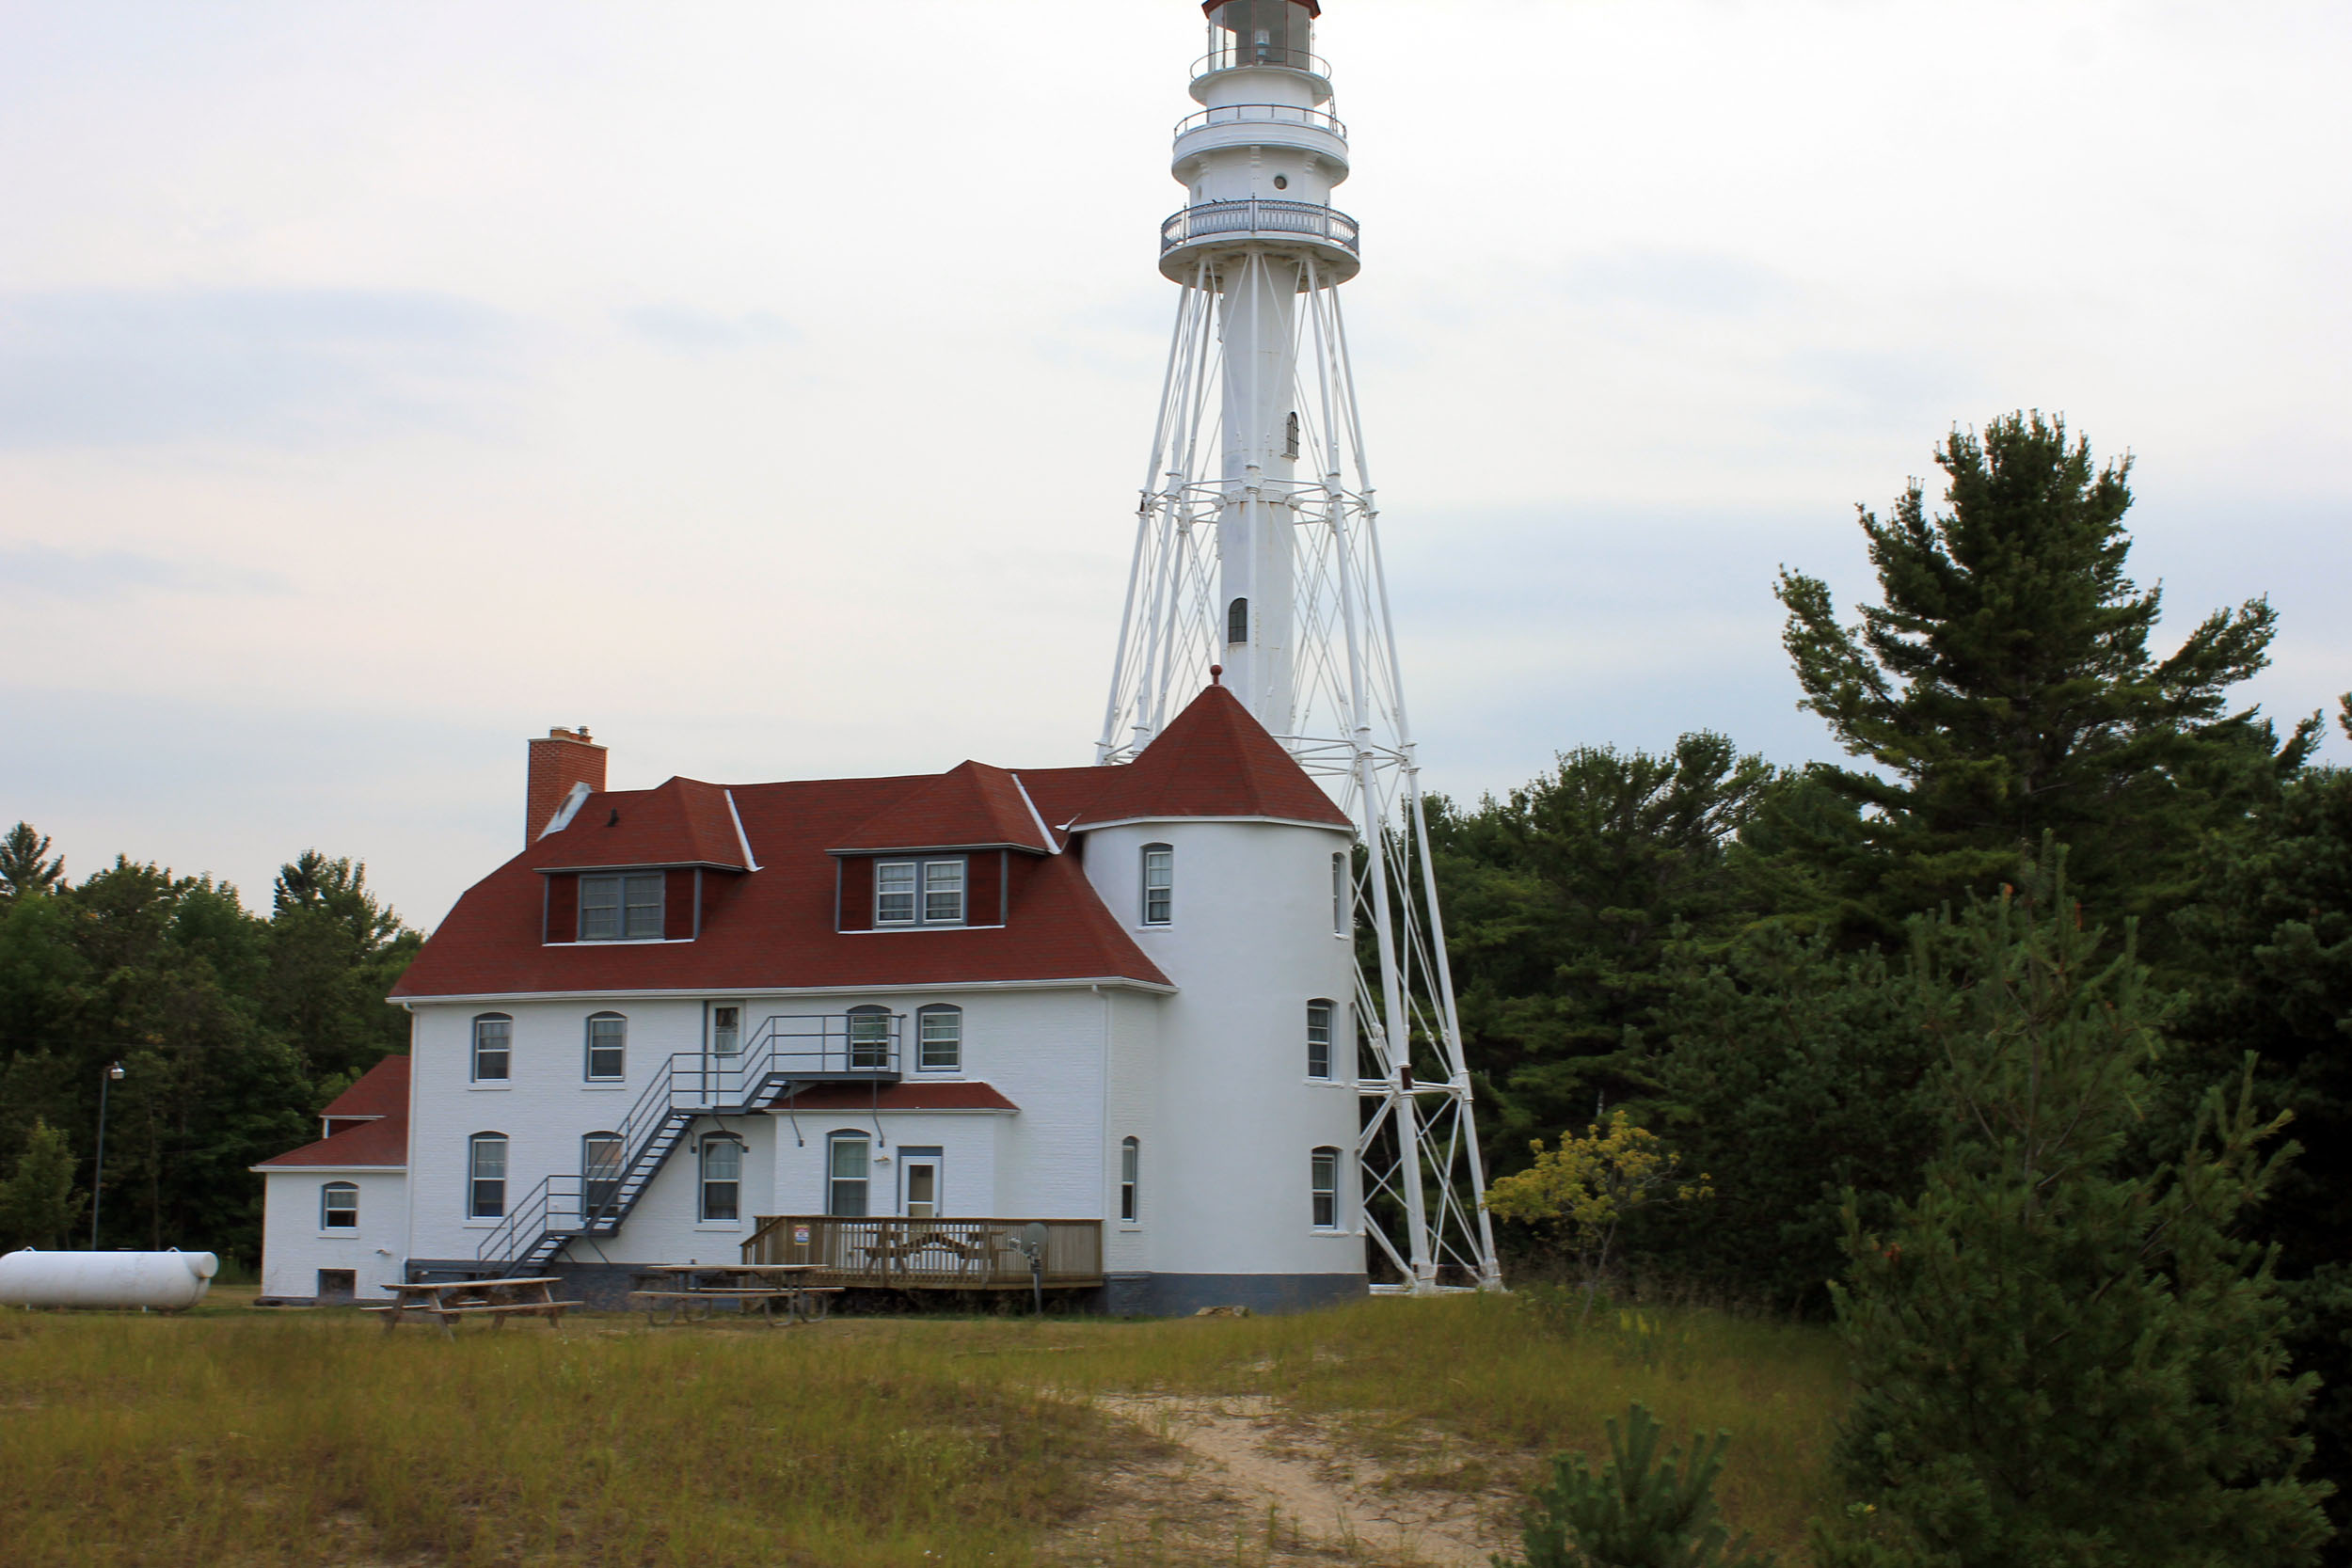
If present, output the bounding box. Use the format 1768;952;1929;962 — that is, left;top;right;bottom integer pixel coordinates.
1486;1114;1711;1317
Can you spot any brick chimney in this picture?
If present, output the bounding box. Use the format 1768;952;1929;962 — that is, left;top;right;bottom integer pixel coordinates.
526;725;607;844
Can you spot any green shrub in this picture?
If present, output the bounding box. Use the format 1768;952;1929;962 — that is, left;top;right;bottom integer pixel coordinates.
1497;1401;1773;1568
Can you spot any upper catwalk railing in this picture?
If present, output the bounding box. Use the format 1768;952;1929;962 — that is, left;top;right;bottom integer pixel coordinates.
1161;198;1360;259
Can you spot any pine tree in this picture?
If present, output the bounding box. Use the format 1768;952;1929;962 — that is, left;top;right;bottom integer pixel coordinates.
1820;846;2332;1567
0;822;65;900
0;1119;86;1249
1776;412;2314;948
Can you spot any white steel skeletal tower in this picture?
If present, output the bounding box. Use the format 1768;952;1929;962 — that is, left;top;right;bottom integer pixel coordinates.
1098;0;1502;1293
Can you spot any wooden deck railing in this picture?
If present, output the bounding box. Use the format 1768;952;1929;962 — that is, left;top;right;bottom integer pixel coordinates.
742;1216;1104;1289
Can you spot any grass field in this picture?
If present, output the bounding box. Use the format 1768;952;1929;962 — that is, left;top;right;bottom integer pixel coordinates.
0;1289;1847;1567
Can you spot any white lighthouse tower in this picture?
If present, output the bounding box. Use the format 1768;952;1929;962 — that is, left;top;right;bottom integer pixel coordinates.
1099;1;1502;1293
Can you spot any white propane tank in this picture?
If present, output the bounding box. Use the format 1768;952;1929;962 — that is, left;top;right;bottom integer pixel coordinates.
0;1249;218;1310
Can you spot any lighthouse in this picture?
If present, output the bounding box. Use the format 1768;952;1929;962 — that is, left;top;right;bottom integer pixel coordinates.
1100;2;1502;1293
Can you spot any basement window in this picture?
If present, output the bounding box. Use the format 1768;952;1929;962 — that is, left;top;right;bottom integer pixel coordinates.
580;873;663;941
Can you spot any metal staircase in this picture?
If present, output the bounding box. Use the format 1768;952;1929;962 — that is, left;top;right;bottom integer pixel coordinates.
474;1012;903;1276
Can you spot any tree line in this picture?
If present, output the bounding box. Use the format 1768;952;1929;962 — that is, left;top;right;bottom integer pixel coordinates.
0;836;419;1261
1436;412;2348;1562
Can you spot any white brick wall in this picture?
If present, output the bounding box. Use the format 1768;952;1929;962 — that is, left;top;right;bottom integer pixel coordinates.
260;1169;406;1300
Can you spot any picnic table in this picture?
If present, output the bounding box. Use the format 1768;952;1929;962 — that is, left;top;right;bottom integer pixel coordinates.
857;1223;993;1280
364;1276;579;1336
627;1263;838;1327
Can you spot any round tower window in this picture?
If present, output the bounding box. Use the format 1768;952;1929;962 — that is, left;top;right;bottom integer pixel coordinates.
1273;174;1289;190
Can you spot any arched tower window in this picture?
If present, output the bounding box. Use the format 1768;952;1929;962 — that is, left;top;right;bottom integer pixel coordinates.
1227;597;1249;644
1311;1147;1341;1230
1141;845;1173;926
1120;1136;1140;1224
1306;1000;1335;1080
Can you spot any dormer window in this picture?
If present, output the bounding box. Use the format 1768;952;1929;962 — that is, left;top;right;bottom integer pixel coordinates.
580;873;663;941
874;858;967;927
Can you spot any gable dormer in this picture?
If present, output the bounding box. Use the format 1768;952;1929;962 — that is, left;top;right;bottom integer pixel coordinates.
531;772;755;945
829;761;1054;933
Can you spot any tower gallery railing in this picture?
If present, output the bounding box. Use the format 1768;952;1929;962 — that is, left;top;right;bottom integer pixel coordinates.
1173;103;1347;141
1160;198;1360;258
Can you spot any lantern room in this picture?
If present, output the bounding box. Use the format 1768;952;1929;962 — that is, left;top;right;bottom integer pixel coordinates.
1197;0;1327;95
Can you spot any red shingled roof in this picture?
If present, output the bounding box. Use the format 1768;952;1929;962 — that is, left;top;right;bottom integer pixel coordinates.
533;776;747;871
1025;683;1352;832
319;1054;409;1121
389;685;1344;1001
258;1109;409;1169
773;1082;1018;1113
834;761;1052;854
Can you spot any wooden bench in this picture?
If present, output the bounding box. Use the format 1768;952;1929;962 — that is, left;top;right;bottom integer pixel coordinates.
626;1270;842;1328
371;1276;577;1337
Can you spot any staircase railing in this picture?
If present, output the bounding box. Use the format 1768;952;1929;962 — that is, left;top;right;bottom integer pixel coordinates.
473;1011;904;1274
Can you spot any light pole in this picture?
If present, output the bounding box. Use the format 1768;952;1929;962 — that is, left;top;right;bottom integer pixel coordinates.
90;1061;122;1249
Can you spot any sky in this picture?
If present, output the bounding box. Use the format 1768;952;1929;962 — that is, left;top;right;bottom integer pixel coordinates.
3;0;2347;931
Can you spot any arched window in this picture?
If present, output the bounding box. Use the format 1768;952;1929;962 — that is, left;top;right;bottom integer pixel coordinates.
916;1005;962;1072
1141;844;1173;926
585;1012;627;1081
320;1181;358;1230
469;1132;507;1219
1120;1135;1140;1224
827;1131;871;1217
1227;596;1248;643
846;1005;893;1071
1311;1146;1341;1229
581;1132;623;1220
701;1134;742;1223
1306;1000;1335;1080
471;1013;512;1082
1331;852;1347;935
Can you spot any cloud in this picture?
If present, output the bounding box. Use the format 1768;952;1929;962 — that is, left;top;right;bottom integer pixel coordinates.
619;305;797;352
0;288;516;449
1556;250;1792;317
0;543;290;599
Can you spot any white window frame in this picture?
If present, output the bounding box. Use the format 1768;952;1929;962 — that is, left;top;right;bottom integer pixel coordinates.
581;1132;623;1220
827;1131;871;1217
471;1013;512;1083
580;872;664;942
1120;1135;1140;1225
1311;1146;1341;1230
320;1181;358;1231
875;860;918;925
876;857;968;927
1141;844;1173;927
916;1005;962;1072
923;859;965;924
709;1001;744;1058
585;1012;627;1082
700;1134;743;1224
1332;851;1347;935
469;1132;507;1220
846;1005;894;1071
1306;999;1335;1080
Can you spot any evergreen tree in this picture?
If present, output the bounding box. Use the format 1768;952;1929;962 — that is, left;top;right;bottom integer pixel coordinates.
2169;693;2352;1559
1637;927;1943;1313
1820;847;2331;1567
262;851;421;1081
1429;734;1777;1154
0;821;65;899
0;1119;85;1249
1776;412;2314;948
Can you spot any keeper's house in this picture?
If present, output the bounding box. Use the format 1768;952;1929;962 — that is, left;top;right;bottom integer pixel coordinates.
256;684;1366;1314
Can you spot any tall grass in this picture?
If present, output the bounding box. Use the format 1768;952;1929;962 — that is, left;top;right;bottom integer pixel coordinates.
0;1293;1845;1565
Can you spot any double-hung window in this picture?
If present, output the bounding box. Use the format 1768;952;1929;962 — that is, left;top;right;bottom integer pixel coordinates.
585;1012;627;1081
847;1006;894;1070
828;1132;870;1217
710;1003;742;1058
1120;1136;1140;1224
1311;1147;1341;1229
582;1132;623;1219
701;1136;742;1223
471;1014;512;1082
580;873;663;941
321;1181;358;1230
1141;845;1173;926
1307;1000;1335;1080
469;1133;507;1219
917;1005;961;1071
875;858;967;927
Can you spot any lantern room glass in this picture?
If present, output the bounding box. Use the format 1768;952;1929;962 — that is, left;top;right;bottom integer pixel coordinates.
1206;0;1315;72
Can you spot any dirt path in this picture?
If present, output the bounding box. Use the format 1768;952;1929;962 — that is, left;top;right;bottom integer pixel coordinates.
1049;1393;1519;1567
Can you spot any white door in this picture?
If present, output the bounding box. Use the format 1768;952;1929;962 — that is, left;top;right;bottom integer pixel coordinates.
900;1148;944;1218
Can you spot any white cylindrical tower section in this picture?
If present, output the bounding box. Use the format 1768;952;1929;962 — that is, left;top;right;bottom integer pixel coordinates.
1082;816;1362;1302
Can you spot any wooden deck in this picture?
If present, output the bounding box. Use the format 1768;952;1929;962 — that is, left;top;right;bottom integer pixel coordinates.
742;1216;1104;1289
